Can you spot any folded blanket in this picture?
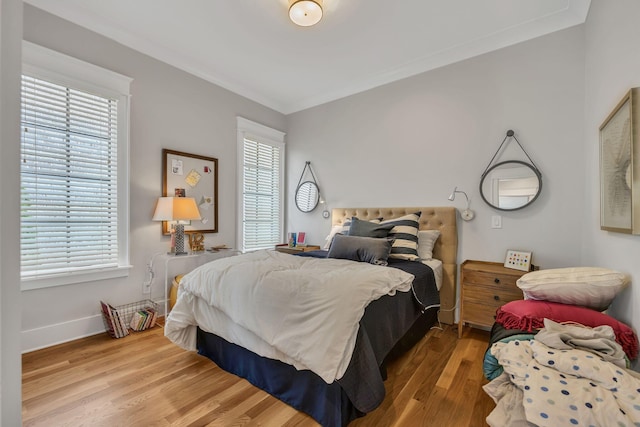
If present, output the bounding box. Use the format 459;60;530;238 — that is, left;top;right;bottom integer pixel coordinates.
535;318;627;368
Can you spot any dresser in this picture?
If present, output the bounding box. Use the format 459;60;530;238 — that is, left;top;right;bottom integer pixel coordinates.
458;260;528;338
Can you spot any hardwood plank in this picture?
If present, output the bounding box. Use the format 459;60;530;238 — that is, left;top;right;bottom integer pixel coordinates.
22;324;495;426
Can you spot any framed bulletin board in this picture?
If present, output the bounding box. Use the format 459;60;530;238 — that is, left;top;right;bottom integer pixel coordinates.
162;149;218;235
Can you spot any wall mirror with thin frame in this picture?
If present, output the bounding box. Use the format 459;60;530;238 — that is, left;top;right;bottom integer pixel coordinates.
295;181;320;212
480;160;542;211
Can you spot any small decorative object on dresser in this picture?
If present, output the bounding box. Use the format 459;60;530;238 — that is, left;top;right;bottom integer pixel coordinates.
503;249;532;271
458;260;529;338
188;232;205;252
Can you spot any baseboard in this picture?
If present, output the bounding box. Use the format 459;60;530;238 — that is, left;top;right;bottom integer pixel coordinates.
22;314;106;353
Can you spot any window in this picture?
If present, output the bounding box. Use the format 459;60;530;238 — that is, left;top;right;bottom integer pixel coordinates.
236;117;285;252
20;42;132;290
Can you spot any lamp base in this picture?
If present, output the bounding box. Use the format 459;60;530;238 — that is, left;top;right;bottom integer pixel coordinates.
174;224;187;254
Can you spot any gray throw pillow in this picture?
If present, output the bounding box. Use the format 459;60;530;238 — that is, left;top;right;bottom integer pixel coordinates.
327;234;393;266
348;217;394;238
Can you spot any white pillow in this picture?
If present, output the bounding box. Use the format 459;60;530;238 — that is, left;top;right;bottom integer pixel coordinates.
417;230;440;260
516;267;629;311
323;225;346;249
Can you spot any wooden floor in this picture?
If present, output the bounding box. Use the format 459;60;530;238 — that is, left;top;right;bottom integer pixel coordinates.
22;323;495;426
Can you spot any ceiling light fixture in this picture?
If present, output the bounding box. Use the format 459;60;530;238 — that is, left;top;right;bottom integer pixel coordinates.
289;0;323;27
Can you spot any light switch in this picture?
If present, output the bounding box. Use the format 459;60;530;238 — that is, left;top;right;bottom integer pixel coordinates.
491;215;502;229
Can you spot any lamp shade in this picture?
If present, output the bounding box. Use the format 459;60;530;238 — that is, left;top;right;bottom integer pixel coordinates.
152;197;201;221
289;0;323;27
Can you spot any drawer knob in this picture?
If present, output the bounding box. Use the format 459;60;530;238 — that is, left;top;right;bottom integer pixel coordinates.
494;278;500;284
493;295;500;301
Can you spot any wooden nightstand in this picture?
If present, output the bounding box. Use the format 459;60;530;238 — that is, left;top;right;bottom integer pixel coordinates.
458;260;528;338
275;244;321;254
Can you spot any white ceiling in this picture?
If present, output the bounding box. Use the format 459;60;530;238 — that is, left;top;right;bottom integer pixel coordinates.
24;0;591;114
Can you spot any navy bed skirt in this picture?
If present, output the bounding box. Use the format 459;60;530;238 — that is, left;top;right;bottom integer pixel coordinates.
196;307;438;427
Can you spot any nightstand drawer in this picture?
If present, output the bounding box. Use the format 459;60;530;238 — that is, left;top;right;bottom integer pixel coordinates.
463;302;500;327
462;284;523;306
462;270;520;289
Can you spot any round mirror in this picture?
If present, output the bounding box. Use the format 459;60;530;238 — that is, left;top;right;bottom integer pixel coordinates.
480;160;542;211
295;181;320;212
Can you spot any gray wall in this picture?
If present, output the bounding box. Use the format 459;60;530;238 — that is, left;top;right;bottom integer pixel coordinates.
583;0;640;361
286;26;586;275
21;5;286;351
17;2;640;372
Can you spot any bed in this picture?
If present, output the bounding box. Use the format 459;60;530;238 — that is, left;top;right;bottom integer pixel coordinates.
165;206;458;426
481;268;640;427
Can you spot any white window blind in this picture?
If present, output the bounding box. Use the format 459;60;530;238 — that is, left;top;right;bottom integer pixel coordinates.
21;75;119;277
20;41;132;289
242;138;282;250
236;117;285;253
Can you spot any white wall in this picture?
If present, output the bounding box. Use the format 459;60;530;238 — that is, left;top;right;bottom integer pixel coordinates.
0;0;23;423
21;5;286;351
286;26;586;276
583;0;640;357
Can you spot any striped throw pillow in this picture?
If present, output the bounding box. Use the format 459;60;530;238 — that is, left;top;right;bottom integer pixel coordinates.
380;212;421;261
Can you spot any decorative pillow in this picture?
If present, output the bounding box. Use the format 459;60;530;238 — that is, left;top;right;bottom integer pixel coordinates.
322;217;382;249
417;230;440;260
516;267;629;311
327;234;393;266
348;217;394;238
379;212;421;261
495;299;638;360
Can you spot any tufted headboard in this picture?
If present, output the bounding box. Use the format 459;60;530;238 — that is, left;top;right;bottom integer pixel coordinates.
331;207;458;324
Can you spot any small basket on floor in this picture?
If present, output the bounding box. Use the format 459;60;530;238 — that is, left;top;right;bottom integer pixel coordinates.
100;299;159;338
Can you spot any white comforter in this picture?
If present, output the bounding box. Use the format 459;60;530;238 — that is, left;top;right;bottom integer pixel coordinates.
165;250;414;383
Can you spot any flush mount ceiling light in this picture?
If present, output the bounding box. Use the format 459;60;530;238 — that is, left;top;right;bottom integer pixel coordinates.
289;0;323;27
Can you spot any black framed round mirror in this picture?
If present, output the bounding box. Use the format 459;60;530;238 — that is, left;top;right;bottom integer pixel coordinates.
480;160;542;211
295;181;320;212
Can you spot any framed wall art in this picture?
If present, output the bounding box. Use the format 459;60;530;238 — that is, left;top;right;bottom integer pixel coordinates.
599;88;640;234
162;149;218;235
504;249;532;272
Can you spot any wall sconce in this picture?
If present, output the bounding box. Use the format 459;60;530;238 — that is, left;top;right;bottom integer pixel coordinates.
152;197;202;255
319;196;330;219
448;186;475;221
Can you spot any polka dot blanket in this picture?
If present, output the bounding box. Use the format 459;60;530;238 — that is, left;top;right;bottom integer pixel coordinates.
484;339;640;427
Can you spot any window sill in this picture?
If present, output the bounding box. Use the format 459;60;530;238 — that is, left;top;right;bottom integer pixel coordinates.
21;265;133;291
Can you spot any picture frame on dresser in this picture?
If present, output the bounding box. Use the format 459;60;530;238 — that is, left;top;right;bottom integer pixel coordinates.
599;87;640;234
162;149;219;235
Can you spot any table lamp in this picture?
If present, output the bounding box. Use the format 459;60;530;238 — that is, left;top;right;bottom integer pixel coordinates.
152;197;202;255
